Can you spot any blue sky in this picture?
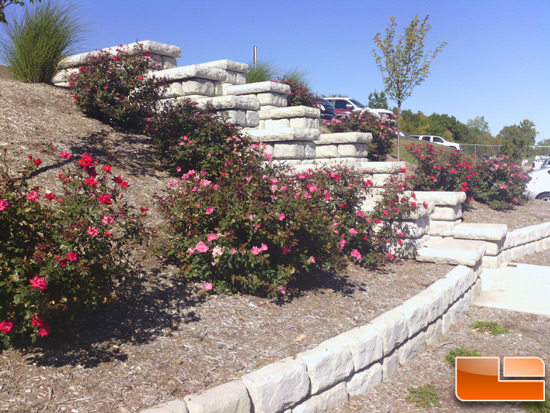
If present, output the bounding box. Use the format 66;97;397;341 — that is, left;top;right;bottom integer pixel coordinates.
3;0;549;141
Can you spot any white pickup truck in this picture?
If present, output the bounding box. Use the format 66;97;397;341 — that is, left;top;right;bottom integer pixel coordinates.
410;135;463;151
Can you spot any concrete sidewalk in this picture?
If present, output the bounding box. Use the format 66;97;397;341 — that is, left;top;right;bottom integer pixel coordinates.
474;263;550;316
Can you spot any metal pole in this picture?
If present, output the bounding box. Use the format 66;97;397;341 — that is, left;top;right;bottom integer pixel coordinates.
253;46;257;68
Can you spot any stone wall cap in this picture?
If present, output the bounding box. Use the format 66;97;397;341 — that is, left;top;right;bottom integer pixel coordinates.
195;59;249;74
270;106;321;119
195;95;260;111
247;128;320;142
453;223;508;241
414;191;467;205
318;132;373;144
360;161;407;173
226;81;291;95
59;40;181;69
155;65;228;82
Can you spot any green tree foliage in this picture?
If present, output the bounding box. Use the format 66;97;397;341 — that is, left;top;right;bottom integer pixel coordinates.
367;90;388;108
466;116;494;144
372;15;446;160
0;0;85;83
498;119;538;161
0;0;41;24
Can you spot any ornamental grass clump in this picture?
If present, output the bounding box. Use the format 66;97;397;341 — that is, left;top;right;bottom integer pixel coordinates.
323;111;395;161
0;0;85;83
0;151;144;347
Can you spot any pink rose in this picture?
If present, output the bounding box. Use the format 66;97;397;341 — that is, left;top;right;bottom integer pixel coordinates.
250;246;261;255
204;283;213;291
29;275;48;291
0;320;13;334
351;249;362;260
196;241;209;253
0;199;8;211
278;213;285;221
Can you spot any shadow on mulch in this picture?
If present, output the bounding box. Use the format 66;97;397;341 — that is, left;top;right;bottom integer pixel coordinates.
11;267;204;369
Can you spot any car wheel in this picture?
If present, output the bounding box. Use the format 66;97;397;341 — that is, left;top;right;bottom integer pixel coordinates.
536;192;550;202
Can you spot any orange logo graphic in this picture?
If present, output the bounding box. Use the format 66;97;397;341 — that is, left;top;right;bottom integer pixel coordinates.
456;357;545;402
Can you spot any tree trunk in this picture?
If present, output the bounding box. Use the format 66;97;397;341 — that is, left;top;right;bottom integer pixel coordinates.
397;103;402;162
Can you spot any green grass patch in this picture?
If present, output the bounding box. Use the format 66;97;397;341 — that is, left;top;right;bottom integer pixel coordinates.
392;136;456;164
523;393;550;413
471;320;510;335
406;385;442;408
445;347;481;367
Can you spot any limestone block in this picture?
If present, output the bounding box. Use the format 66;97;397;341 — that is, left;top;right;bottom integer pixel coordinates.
162;56;178;69
202;96;260;111
346;363;383;397
264;144;274;155
241;357;310;413
297;336;354;394
290;118;318;129
387;234;430;259
431;205;463;221
483;240;504;256
544;237;550;250
401;202;435;220
317;132;373;145
392;216;430;239
247;128;320;143
226;81;291;95
366;173;402;187
273;143;305;159
257;93;287;106
220;110;246;126
482;254;503;269
360;161;406;174
197;59;249;74
259;106;275;120
536;239;545;253
471;278;483;301
265;119;291;129
315;145;338;158
415;191;466;206
181;79;218;96
338;144;368;158
445;265;474;303
304;142;316;158
428;219;461;237
442;295;468;334
162;82;184;98
184;380;251;413
271;106;320;119
292;383;348;413
425;277;456;312
155;65;228;82
246;111;260;128
258;120;266;129
339;325;384;372
398;332;427;365
369;309;408;356
141;399;189;413
382;352;400;380
453;223;508;241
502;231;517;250
425;318;443;346
501;249;512;263
397;291;441;336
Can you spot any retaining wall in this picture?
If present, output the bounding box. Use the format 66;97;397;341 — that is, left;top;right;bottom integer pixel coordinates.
142;260;482;413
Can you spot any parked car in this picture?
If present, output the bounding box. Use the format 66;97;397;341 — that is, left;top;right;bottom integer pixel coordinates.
410;134;463;151
525;168;550;201
313;97;336;120
532;156;550;170
325;97;367;119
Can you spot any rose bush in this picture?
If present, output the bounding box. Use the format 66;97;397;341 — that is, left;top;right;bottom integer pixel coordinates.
0;151;143;347
279;78;316;107
323;111;395;161
407;142;529;210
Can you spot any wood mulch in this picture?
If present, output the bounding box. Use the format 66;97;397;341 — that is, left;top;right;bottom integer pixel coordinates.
1;78;549;413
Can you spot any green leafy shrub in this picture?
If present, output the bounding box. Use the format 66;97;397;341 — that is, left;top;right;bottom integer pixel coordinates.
446;347;481;367
323;111;395;161
471;320;510;335
279;77;316;107
0;0;85;83
406;386;442;408
0;151;143;347
524;394;550;412
69;43;162;131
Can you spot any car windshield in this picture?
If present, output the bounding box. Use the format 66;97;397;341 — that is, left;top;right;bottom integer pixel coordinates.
350;99;366;108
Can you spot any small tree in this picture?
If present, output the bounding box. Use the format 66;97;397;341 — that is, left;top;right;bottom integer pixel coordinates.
367;90;388;109
372;15;446;160
498;119;537;161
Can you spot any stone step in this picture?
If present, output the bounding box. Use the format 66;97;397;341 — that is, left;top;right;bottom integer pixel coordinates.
453;223;508;241
245;128;320;142
416;238;486;267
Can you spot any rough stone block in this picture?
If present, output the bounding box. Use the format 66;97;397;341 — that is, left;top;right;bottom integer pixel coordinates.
265;119;291;129
141;399;189;413
425;277;455;312
483;240;504;256
273;143;305;159
429;219;461;237
444;265;474;303
247;128;319;143
245;111;260;128
482;254;503;269
393;216;430;239
226;81;290;95
369;309;408;356
221;110;246;126
360;161;406;174
181;79;218;96
289;118;317;129
271;106;320;119
292;382;348;413
184;380;251;413
431;205;463;221
304;142;316;158
338;143;368;158
162;82;184;98
317;132;373;145
396;295;433;337
415;191;467;206
398;332;427;365
203;95;260;110
315;145;338;158
366;173;402;187
241;357;310;413
257;93;287;107
339;325;384;372
425;318;443;346
453;223;508;241
346;363;383;397
297;336;354;395
162;56;178;69
382;352;400;380
416;238;486;267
